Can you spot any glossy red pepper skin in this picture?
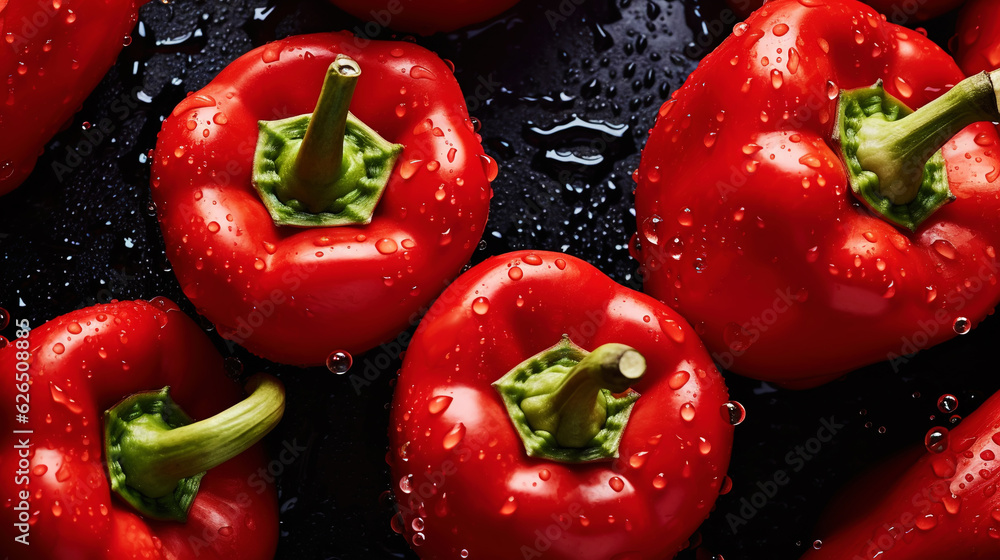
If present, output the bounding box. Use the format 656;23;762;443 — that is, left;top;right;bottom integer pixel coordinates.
633;0;1000;388
151;32;492;366
727;0;963;23
328;0;519;35
0;299;277;560
954;0;1000;75
800;391;1000;560
0;0;147;196
389;251;734;560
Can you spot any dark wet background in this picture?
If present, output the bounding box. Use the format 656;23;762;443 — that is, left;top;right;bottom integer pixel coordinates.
0;0;994;558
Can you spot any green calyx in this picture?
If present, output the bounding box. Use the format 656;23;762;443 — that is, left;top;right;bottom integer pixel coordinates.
492;336;646;463
104;373;285;521
252;55;403;227
836;70;1000;231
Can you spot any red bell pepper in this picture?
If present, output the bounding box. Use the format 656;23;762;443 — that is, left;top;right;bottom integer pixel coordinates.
634;0;1000;388
800;390;1000;559
389;250;736;559
954;0;1000;75
727;0;963;23
1;299;284;559
328;0;520;35
0;0;148;196
150;32;493;366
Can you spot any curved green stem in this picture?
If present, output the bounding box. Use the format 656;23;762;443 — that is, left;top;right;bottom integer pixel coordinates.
493;337;645;463
520;343;645;448
104;373;286;521
855;69;1000;204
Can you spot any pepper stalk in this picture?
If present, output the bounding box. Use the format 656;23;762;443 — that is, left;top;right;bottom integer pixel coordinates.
838;69;1000;230
104;373;285;521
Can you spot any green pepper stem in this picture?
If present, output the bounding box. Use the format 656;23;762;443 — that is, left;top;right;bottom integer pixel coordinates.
277;55;361;212
855;69;1000;204
116;373;285;498
520;343;645;448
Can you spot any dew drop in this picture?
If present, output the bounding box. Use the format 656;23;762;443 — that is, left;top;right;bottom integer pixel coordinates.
325;350;352;374
499;496;518;515
443;423;466;450
925;427;949;454
508;266;523;280
953;317;971;335
915;514;937;531
428;395;453;415
652;473;666;489
721;401;747;425
937;394;958;413
668;370;691;390
680;402;696;422
0;307;8;330
931;239;957;260
609;477;625;492
629;452;648;469
472;297;490;315
376;238;398;254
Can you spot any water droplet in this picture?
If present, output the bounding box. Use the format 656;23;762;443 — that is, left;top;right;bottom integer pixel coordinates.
32;465;47;476
721;401;747;425
826;81;839;100
680;402;696;422
399;475;414;494
925;427;949;453
938;394;958;413
812;540;823;550
915;514;937;531
698;437;712;455
478;153;499;181
703;132;717;148
0;307;9;330
376;238;398;255
953;317;971;335
428;395;452;415
472;297;490;315
798;154;822;168
49;383;83;414
412;533;425;546
218;526;233;537
652;473;666;489
460;550;469;558
539;469;551;481
207;221;220;233
326;350;352;374
609;477;625;492
508;266;523;280
499;496;518;515
894;76;913;99
629;452;648;469
770;69;783;89
641;215;662;245
668;370;690;390
443;423;466;450
409;65;436;80
932;239;957;260
51;501;63;517
772;23;789;36
411;518;424;532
